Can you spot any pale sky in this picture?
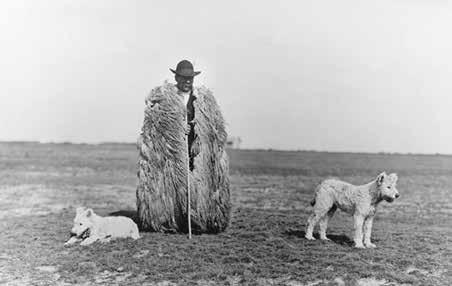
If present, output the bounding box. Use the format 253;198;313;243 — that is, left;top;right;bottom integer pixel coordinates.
1;0;451;153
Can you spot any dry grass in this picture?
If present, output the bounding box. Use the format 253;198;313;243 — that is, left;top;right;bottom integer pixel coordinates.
0;143;450;285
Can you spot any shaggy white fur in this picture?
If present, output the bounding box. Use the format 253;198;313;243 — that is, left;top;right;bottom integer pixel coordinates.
64;207;140;246
305;172;399;248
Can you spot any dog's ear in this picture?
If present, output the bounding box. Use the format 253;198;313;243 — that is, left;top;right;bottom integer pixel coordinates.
388;173;398;184
85;209;93;218
76;207;86;214
376;172;387;186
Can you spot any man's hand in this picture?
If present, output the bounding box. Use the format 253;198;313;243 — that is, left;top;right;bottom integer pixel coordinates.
190;138;201;157
185;123;191;136
185;121;195;136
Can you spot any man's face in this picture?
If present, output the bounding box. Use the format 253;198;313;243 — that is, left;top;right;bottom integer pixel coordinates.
175;75;194;92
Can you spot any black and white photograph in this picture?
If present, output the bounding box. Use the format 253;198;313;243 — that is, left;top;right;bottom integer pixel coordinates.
0;1;450;285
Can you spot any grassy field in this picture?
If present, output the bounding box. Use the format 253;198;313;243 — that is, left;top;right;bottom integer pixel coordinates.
0;142;450;285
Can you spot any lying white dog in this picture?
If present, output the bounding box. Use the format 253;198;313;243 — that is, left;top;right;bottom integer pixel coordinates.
305;172;399;248
64;207;140;246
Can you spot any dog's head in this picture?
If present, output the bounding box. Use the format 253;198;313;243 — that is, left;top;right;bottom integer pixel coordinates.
375;172;399;202
70;207;95;238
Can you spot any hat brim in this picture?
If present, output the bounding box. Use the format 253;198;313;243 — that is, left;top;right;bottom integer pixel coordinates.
170;69;201;77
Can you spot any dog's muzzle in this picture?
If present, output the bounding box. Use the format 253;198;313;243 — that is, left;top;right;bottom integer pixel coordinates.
80;228;90;239
70;229;90;239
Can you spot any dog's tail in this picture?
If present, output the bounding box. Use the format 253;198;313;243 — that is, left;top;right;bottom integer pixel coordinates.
310;198;316;206
310;182;324;207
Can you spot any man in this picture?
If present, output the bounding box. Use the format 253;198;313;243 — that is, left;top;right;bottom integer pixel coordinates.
136;59;231;234
170;60;201;171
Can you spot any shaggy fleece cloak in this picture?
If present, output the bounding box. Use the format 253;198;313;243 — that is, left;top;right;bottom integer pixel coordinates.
136;81;231;233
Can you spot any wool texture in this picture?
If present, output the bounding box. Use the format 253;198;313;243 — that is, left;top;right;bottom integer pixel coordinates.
136;81;231;233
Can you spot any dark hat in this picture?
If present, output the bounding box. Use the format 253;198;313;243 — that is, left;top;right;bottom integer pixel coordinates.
170;60;201;77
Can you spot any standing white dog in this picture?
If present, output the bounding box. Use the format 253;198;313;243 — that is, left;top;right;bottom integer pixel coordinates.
305;172;399;248
64;207;140;246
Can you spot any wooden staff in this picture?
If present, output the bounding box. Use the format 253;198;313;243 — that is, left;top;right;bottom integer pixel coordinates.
187;120;192;240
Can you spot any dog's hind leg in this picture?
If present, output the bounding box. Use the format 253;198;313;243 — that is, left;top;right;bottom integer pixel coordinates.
130;224;140;240
305;203;332;240
319;204;337;240
306;189;334;240
131;230;140;240
305;213;320;240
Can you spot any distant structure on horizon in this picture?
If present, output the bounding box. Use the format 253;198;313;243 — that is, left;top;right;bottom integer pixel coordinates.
226;136;242;149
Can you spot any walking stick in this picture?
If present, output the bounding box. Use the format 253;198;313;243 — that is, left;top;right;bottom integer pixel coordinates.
187;120;192;240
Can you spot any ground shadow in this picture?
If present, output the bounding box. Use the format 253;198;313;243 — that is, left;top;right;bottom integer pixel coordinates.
108;210;199;234
108;210;140;225
284;229;354;246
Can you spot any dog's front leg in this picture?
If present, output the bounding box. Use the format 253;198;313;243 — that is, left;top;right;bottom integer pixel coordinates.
80;235;99;246
64;236;81;246
353;214;365;248
363;216;376;248
100;236;112;243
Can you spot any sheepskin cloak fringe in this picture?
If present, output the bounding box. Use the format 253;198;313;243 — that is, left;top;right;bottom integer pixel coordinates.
136;81;231;233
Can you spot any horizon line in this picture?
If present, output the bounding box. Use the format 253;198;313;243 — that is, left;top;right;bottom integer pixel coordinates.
0;140;451;157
